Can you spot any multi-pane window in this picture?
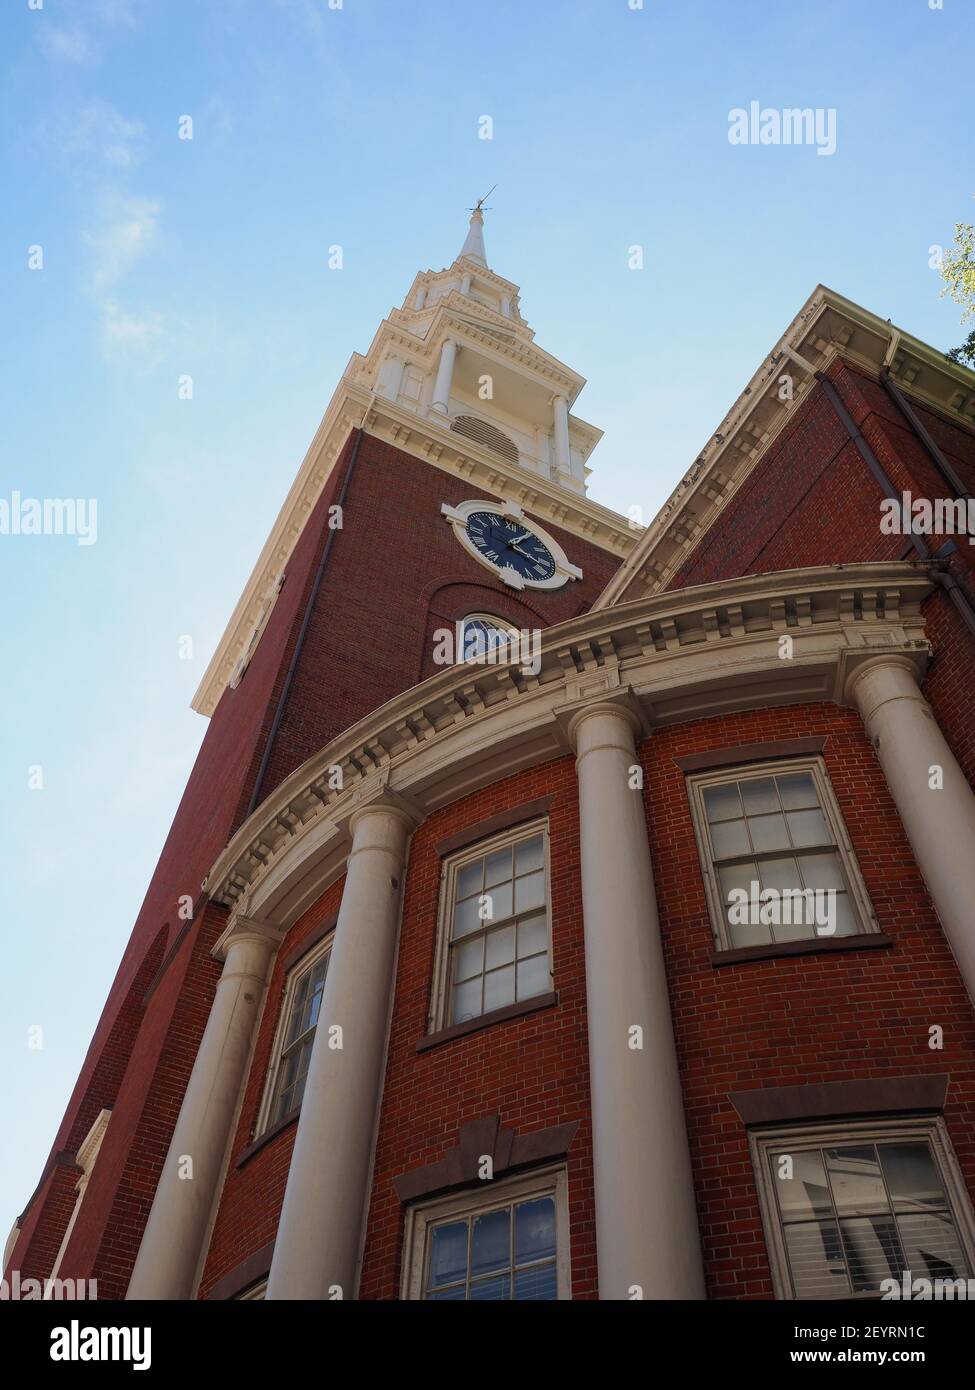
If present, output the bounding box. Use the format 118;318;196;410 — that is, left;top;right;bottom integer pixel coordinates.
403;1169;569;1300
260;939;332;1132
687;759;875;949
436;825;551;1028
752;1120;975;1300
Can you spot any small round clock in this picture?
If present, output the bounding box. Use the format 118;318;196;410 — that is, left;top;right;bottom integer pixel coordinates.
441;499;583;591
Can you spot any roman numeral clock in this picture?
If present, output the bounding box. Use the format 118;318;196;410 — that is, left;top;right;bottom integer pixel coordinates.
441;499;583;591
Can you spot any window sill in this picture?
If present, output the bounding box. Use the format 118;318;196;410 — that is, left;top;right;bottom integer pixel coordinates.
417;991;558;1053
235;1106;301;1170
710;933;893;968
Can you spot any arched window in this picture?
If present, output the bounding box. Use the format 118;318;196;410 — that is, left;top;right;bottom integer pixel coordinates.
458;613;519;664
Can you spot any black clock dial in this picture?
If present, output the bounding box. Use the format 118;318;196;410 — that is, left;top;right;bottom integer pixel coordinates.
465;511;557;582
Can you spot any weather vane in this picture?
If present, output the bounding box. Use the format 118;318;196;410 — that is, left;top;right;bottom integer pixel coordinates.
468;185;496;215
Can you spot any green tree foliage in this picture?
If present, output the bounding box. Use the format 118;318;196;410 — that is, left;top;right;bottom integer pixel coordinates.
941;214;975;367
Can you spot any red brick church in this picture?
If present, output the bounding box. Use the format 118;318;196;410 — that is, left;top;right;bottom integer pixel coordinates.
9;209;975;1301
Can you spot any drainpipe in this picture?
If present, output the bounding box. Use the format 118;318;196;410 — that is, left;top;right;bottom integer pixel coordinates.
244;423;367;819
880;366;971;504
814;369;975;642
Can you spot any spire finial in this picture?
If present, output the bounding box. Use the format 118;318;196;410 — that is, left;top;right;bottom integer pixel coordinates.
458;187;494;267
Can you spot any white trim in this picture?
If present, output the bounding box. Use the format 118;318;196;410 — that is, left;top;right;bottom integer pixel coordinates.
400;1164;571;1301
749;1115;975;1301
229;573;285;690
201;563;933;929
45;1108;111;1293
254;932;334;1137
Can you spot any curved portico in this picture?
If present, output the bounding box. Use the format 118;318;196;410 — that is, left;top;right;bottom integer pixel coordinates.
133;559;975;1300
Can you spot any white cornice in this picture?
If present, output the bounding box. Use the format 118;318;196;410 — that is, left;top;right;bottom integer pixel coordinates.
596;286;975;611
191;382;634;718
202;561;934;927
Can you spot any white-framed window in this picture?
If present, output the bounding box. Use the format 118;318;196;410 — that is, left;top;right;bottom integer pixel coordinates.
457;612;518;664
402;1166;571;1301
431;821;552;1031
751;1116;975;1300
686;757;877;950
256;934;333;1134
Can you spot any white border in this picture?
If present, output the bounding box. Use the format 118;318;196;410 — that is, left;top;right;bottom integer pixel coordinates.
749;1115;975;1301
685;756;880;951
428;818;552;1033
441;498;583;591
254;932;334;1137
400;1164;571;1301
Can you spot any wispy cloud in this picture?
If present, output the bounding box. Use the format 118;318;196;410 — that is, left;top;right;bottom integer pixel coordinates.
100;301;165;360
40;99;146;171
35;0;145;67
85;193;161;293
37;25;94;64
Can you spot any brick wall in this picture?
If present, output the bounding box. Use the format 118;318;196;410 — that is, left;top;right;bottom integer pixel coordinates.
256;432;619;795
357;757;595;1299
669;359;975;590
18;427;619;1295
198;879;345;1297
640;702;975;1299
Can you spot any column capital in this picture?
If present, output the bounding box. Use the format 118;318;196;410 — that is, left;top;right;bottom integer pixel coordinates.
842;650;927;709
337;772;424;840
212;912;285;963
555;685;650;753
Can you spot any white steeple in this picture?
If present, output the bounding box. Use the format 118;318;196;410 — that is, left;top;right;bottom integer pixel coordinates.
340;203;603;503
458;207;487;267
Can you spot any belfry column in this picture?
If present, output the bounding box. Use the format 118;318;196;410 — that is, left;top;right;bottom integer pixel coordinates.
848;655;975;1003
431;337;457;414
127;916;283;1300
569;699;705;1300
552;393;571;478
266;797;416;1300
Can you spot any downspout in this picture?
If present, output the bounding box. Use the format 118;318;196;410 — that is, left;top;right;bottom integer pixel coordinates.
880;365;972;503
244;422;367;819
814;369;975;643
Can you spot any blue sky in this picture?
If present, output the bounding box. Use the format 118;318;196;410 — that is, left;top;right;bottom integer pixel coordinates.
1;0;973;1239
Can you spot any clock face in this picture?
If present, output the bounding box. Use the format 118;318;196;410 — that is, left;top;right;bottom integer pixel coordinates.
465;510;558;584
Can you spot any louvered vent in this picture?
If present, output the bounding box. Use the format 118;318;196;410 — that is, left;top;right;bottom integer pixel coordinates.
450;415;519;464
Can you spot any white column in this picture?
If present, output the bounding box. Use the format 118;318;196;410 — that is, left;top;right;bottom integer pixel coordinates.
266;800;415;1300
414;286;427;310
500;293;512;317
570;701;705;1300
848;655;975;1003
431;337;457;414
460;272;471;296
127;917;282;1300
553;393;571;478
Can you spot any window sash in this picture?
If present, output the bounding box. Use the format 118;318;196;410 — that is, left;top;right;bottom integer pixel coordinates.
686;757;877;950
431;822;552;1031
256;937;332;1136
750;1117;975;1301
401;1166;571;1300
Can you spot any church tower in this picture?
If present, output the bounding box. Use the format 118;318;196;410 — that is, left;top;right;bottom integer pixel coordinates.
12;210;975;1307
6;210;637;1300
